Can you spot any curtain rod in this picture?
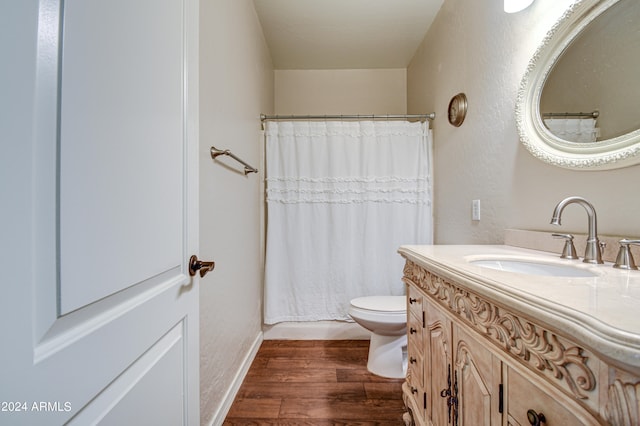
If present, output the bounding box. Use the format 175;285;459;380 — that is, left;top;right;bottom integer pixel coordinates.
542;111;599;119
260;113;435;122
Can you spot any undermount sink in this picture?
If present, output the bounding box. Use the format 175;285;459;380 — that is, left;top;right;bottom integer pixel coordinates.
468;258;599;277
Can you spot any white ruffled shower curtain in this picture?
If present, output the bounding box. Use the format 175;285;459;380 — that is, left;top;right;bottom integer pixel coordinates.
543;117;600;142
263;120;433;324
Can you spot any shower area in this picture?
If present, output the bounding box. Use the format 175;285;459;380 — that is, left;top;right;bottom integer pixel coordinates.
261;114;434;337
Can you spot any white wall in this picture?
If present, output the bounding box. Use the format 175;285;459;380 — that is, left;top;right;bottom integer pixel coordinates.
199;1;273;424
407;0;640;244
275;69;406;114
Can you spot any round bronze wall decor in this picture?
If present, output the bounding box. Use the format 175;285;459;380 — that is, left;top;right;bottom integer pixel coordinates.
447;93;468;127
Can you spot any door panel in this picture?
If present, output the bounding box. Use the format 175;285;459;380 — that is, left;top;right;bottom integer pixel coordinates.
425;301;451;426
68;322;185;425
1;0;200;424
454;326;498;426
59;0;184;314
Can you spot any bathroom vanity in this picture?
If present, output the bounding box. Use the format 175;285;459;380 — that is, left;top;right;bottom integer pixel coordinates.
399;244;640;426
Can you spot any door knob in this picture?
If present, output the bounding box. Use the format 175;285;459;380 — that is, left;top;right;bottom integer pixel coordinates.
189;255;215;278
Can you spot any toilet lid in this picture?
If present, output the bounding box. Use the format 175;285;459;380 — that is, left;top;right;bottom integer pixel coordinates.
350;296;406;312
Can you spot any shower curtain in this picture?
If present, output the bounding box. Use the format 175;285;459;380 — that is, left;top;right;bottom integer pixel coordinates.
543;117;600;142
263;120;433;324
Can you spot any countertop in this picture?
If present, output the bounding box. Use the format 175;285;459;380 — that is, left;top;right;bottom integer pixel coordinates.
398;244;640;372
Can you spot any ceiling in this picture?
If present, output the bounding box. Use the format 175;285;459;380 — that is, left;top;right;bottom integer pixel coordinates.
253;0;444;70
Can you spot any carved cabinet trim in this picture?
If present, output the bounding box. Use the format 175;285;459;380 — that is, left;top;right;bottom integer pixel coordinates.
402;260;597;401
605;380;640;425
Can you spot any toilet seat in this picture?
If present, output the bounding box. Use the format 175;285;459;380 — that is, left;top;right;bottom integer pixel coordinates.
348;296;407;331
350;296;406;313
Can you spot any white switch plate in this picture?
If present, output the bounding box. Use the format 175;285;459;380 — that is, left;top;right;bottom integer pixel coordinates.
472;199;481;221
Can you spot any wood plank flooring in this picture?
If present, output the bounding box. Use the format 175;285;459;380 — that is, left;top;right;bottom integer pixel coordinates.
223;340;407;425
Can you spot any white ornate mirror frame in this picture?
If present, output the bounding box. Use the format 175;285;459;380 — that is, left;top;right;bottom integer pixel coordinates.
516;0;640;170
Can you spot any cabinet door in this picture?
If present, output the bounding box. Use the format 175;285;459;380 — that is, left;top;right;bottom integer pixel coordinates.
454;325;501;426
425;299;452;426
505;366;600;426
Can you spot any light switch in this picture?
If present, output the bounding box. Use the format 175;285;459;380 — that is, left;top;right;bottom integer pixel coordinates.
472;199;481;221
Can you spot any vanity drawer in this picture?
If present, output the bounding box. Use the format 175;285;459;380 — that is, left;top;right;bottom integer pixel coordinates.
505;366;600;426
407;285;423;317
407;347;424;388
407;312;423;350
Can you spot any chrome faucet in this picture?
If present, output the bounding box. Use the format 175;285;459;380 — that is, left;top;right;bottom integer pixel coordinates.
550;196;603;264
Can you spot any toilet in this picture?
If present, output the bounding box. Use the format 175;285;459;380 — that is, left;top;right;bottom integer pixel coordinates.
349;295;408;379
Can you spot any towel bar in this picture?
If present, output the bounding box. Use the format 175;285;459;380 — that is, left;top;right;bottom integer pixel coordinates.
210;146;258;175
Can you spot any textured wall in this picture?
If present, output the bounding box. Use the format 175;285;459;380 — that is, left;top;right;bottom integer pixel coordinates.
275;69;407;115
199;1;273;424
408;0;640;244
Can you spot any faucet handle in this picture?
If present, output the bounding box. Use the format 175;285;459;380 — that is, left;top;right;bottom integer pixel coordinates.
613;239;640;270
552;233;579;259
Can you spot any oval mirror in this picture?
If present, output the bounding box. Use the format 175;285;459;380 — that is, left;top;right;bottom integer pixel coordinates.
516;0;640;170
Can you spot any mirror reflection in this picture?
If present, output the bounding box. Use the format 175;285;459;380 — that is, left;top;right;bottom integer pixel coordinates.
539;0;640;144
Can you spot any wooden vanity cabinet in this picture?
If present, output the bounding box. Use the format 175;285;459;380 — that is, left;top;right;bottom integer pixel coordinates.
405;284;500;426
402;260;605;426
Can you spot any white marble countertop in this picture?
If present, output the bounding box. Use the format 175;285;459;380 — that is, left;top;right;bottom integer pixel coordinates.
398;244;640;372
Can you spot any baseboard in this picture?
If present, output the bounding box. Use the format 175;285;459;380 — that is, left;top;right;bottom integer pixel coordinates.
207;331;263;426
263;321;370;340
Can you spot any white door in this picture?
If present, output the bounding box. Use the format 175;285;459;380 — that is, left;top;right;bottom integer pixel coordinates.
1;1;201;425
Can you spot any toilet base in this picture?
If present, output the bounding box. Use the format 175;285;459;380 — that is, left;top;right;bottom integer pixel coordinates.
366;332;408;379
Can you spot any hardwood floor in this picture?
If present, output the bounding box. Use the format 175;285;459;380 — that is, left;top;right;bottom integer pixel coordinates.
223;340;407;425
